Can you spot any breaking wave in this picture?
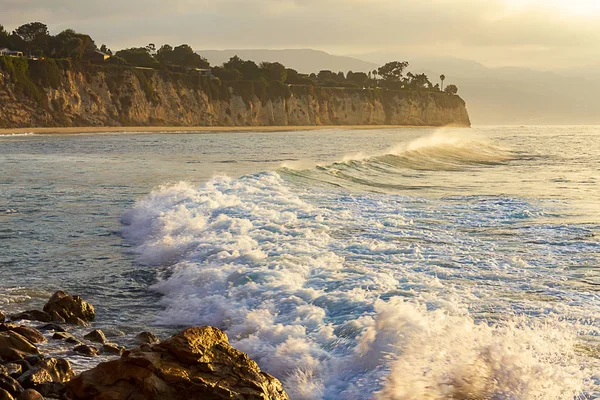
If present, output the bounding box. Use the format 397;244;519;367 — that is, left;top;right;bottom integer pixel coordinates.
121;169;595;399
280;131;522;192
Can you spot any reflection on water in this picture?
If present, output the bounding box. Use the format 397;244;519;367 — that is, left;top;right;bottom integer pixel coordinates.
0;126;599;398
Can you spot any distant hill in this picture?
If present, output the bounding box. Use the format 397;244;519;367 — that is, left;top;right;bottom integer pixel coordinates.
198;49;600;125
198;49;378;74
355;53;600;125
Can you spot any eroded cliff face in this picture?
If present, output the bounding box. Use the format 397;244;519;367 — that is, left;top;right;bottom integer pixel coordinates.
0;66;470;128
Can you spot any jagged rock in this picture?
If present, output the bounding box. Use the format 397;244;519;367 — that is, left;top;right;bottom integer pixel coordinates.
52;332;75;341
101;343;124;355
0;388;14;400
73;345;99;357
8;311;52;324
0;332;39;362
9;361;31;376
43;291;95;325
83;329;106;344
36;324;66;333
66;326;289;400
2;365;22;379
16;389;43;400
0;375;23;398
0;325;46;345
136;331;159;344
18;358;73;397
46;311;65;324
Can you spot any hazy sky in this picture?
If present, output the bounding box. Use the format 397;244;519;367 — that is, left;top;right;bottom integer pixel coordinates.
2;0;599;69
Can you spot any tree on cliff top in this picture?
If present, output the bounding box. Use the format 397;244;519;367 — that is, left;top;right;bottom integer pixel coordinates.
260;62;287;82
223;56;261;80
444;84;459;95
156;44;209;69
377;61;409;82
14;22;50;56
116;47;158;68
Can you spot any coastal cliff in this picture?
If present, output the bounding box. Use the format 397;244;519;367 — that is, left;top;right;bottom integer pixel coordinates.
0;59;470;128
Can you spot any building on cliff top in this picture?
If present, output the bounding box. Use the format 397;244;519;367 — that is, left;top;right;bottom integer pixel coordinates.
84;50;111;63
0;48;24;57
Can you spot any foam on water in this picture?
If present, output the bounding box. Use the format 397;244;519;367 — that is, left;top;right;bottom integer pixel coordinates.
121;168;599;399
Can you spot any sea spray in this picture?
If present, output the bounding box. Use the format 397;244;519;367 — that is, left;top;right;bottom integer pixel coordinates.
121;170;595;399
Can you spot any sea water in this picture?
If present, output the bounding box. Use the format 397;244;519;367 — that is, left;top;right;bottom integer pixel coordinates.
1;126;599;399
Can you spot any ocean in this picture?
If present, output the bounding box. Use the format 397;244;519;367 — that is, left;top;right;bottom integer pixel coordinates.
1;126;599;399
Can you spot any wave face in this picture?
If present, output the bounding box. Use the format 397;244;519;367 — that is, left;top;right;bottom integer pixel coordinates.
280;132;523;194
121;166;598;399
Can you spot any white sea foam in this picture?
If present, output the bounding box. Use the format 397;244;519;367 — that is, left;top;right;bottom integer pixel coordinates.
122;171;597;399
0;132;35;137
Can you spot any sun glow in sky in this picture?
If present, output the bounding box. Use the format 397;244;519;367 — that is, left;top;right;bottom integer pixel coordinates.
2;0;600;69
505;0;600;15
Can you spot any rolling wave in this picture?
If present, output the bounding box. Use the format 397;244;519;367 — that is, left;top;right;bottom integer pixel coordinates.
280;132;523;191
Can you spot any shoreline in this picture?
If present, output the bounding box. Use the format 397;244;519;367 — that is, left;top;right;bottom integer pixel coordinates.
0;124;468;136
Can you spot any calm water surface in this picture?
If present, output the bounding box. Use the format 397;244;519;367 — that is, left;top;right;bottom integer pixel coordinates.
0;126;599;399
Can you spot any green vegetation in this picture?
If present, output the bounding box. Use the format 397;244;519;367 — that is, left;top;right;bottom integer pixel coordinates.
0;20;462;107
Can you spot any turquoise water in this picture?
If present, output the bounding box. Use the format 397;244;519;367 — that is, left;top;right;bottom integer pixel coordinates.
1;126;599;399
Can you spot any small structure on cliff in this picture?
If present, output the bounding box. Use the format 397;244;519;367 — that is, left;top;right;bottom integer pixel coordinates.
0;48;24;57
84;50;111;63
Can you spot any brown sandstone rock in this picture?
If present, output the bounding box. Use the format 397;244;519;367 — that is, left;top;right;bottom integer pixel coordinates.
0;375;23;398
83;329;106;344
136;331;159;344
8;311;52;324
0;312;5;323
43;291;95;325
0;325;46;345
101;343;124;355
16;389;43;400
18;358;73;398
0;388;14;400
73;345;99;357
0;332;39;362
67;326;289;400
2;364;22;378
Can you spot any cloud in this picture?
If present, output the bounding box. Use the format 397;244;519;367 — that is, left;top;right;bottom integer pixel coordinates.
1;0;599;68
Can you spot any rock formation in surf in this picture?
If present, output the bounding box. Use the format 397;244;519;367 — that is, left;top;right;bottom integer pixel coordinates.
0;291;290;400
0;62;471;128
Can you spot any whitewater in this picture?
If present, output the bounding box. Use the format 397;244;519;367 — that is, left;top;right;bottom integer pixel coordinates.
1;126;599;399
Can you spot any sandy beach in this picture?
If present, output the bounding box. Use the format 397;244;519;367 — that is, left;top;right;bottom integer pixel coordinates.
0;124;450;136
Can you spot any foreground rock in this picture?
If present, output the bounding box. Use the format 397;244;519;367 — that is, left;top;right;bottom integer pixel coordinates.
0;332;39;362
67;326;289;400
43;291;95;325
0;325;46;345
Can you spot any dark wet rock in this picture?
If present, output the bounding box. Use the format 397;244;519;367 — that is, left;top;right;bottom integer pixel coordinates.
101;328;125;338
0;375;23;398
0;325;45;345
73;345;99;357
46;311;65;324
43;291;95;325
16;389;43;400
8;312;51;324
35;324;66;333
2;365;22;379
83;329;106;344
51;332;75;341
66;326;290;400
0;388;14;400
0;312;5;323
101;343;124;356
9;362;31;376
136;331;159;344
18;358;73;398
0;332;39;362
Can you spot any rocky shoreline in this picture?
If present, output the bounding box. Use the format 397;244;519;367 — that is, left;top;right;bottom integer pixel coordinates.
0;291;290;400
